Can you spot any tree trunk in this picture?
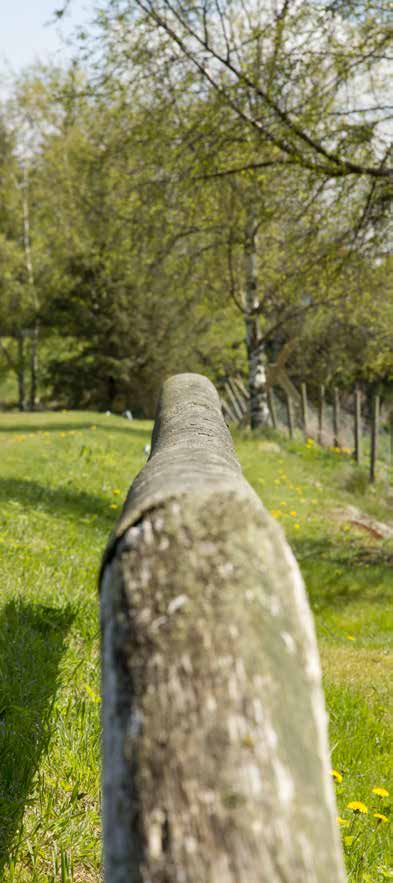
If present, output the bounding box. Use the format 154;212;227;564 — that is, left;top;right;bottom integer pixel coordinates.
17;333;26;412
100;372;346;883
244;202;270;429
29;322;39;411
354;386;362;464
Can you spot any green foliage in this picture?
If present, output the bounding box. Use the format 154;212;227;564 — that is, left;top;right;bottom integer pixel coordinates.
0;3;392;410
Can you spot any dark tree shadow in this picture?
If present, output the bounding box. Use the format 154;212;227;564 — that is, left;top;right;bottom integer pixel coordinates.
0;421;151;439
294;536;393;609
0;477;121;525
0;600;74;871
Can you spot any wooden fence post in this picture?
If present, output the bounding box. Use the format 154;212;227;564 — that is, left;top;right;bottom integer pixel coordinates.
333;387;340;448
224;381;244;424
300;382;308;440
221;397;238;425
100;373;346;883
390;411;393;464
369;392;380;483
267;387;278;429
354;387;362;465
318;384;325;446
286;391;295;439
227;378;247;419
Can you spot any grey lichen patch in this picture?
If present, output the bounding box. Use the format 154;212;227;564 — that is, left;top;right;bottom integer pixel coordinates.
102;494;346;883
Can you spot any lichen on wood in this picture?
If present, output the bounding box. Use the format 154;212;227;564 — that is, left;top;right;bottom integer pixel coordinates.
100;373;346;883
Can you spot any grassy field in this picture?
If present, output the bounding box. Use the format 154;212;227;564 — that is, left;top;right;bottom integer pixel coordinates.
0;411;391;882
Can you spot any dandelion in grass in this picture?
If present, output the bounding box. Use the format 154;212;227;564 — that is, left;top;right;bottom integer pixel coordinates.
110;503;118;510
347;801;368;814
294;523;300;530
336;817;349;827
347;635;356;641
344;836;354;846
373;813;389;823
290;510;297;517
331;769;343;784
112;489;121;496
372;787;389;798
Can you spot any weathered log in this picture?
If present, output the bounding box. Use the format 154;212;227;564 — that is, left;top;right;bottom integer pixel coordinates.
100;372;346;883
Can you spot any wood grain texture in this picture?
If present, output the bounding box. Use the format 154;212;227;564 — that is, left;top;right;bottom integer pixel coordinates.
100;373;346;883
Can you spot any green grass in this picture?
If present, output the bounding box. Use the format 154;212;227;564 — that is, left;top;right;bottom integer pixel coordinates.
237;430;393;882
0;413;392;881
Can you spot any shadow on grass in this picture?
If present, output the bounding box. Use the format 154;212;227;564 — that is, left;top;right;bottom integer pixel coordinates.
0;477;121;525
0;421;151;439
0;599;74;872
294;535;393;609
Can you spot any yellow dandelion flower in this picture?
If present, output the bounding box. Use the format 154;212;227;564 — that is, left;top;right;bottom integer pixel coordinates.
290;510;297;517
112;489;121;496
347;635;356;641
110;503;118;510
372;787;389;797
344;836;354;847
294;523;300;530
336;817;349;827
331;769;343;784
347;801;368;814
373;813;389;823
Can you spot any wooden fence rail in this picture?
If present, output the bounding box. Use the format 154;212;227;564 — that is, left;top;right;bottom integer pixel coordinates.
100;372;346;883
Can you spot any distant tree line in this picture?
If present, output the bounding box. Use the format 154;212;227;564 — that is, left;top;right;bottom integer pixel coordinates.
0;0;392;419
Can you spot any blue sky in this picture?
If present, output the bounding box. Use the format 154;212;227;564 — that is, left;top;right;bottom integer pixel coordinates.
1;0;93;74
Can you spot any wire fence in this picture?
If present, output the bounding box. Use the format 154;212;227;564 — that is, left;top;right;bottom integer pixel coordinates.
221;379;393;484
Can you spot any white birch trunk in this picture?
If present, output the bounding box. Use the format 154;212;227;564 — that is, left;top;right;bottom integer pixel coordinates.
244;200;270;429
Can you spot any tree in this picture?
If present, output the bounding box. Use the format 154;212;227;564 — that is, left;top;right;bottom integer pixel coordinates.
1;65;245;413
62;0;393;425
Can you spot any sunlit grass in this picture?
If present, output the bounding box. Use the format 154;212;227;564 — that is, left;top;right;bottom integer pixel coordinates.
0;412;150;882
236;429;393;882
0;413;391;881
